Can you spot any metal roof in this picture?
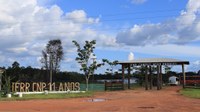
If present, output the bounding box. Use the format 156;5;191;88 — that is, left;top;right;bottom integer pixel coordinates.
118;58;189;65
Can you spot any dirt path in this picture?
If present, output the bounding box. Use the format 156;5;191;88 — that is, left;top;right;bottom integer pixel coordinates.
0;86;199;112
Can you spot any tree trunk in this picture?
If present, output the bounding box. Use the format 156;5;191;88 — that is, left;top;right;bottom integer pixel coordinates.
157;65;160;90
86;77;89;91
149;66;152;90
49;54;53;83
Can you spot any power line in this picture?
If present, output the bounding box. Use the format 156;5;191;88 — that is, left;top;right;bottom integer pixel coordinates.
0;8;199;37
0;8;188;26
0;12;197;28
98;8;183;17
1;20;200;37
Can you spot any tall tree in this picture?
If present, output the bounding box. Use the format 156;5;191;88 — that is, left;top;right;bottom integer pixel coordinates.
12;61;20;69
41;39;64;83
72;40;102;91
10;61;21;81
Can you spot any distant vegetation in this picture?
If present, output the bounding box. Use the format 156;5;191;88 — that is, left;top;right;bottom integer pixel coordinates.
1;61;198;86
1;61;85;83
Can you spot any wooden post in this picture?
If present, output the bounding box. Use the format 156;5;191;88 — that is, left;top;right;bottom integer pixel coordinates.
105;81;107;91
122;64;125;90
182;64;186;88
159;65;162;89
128;64;131;89
157;65;160;90
149;66;152;90
145;66;148;90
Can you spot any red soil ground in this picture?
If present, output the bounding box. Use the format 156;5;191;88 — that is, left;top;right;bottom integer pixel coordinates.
0;86;199;112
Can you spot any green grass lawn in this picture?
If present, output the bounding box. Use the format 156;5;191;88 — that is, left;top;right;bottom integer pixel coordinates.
180;88;200;99
0;91;94;101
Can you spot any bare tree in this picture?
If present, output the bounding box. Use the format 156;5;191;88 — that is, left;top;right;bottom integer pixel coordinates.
41;39;64;83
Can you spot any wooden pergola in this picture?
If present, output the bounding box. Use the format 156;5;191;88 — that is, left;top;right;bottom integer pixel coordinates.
118;58;190;90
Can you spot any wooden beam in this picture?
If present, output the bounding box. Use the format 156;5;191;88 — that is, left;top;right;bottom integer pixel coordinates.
149;66;152;90
157;65;160;90
159;65;162;89
182;64;186;88
128;64;131;89
145;66;148;90
122;64;125;90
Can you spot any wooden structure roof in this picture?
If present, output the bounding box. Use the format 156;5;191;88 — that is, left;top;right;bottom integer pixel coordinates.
117;58;189;90
118;58;189;65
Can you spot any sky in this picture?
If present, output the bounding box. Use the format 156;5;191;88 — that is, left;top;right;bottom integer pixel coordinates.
0;0;200;73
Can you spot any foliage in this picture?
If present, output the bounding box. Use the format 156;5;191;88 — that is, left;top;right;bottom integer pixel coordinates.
1;61;86;86
133;66;148;86
180;88;200;99
54;71;85;82
0;68;5;92
2;63;20;94
102;59;118;75
72;40;103;91
164;65;172;74
6;61;21;82
41;39;64;82
2;71;12;94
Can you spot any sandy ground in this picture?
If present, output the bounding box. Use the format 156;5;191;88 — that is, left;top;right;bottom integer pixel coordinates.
0;86;199;112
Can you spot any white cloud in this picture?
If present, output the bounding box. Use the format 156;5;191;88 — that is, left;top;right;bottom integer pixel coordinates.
186;60;200;72
131;0;147;5
1;0;199;73
133;44;200;58
116;0;200;46
0;0;114;68
64;58;74;63
116;23;177;46
65;10;99;24
193;60;200;66
7;47;28;54
0;55;6;63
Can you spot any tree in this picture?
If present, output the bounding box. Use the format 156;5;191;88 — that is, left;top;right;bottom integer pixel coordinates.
9;61;21;82
2;71;11;94
164;65;172;74
72;40;102;91
102;59;118;75
134;66;147;86
41;39;64;83
12;61;20;69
